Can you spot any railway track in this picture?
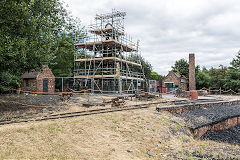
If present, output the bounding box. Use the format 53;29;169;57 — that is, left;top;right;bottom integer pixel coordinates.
0;104;150;126
0;99;219;126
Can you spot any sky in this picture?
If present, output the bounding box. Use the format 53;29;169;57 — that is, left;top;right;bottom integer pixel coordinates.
62;0;240;75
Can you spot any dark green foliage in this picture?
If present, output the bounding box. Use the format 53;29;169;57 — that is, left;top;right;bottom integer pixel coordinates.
209;65;227;89
0;0;83;91
149;72;159;80
223;50;240;91
171;59;189;78
196;67;210;89
149;72;164;81
0;72;20;93
49;31;84;77
0;0;66;73
171;58;228;90
224;68;240;92
224;50;240;91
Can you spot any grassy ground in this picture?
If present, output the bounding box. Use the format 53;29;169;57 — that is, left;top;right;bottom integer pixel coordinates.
0;107;239;159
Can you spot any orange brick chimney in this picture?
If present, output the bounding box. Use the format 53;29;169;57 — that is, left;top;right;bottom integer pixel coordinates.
189;53;196;91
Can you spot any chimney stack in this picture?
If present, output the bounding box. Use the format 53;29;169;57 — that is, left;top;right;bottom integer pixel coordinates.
189;53;196;91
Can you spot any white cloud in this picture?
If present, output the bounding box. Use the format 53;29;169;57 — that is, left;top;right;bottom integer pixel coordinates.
63;0;240;75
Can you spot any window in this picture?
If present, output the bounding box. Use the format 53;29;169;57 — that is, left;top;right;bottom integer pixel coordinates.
181;79;185;83
25;79;29;87
165;82;174;88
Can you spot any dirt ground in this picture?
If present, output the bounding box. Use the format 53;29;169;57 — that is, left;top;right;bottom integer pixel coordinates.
0;94;239;159
0;94;64;121
0;106;239;159
0;93;170;122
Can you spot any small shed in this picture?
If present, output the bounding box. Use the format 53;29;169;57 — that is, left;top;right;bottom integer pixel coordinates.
21;65;55;94
163;71;187;92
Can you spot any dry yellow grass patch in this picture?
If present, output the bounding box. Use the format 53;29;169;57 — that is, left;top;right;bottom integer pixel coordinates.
0;106;239;159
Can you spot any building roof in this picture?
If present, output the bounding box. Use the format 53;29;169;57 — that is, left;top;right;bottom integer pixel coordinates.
21;71;39;79
21;65;54;79
166;71;187;80
173;72;181;78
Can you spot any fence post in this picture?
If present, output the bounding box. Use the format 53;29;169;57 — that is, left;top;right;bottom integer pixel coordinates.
62;77;63;92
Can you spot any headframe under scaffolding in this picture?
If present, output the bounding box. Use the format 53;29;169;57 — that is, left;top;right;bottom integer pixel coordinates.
74;10;146;94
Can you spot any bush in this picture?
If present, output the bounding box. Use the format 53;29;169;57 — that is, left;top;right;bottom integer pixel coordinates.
0;72;20;93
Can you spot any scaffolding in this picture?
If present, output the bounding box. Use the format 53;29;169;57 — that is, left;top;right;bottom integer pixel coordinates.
74;10;146;94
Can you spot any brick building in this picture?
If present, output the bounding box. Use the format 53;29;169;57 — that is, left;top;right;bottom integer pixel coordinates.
163;71;188;92
21;65;55;94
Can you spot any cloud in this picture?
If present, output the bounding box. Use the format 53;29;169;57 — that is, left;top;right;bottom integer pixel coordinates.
63;0;240;75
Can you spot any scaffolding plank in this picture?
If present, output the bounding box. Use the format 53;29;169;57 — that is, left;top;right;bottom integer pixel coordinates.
89;28;124;35
75;57;141;67
74;40;136;52
74;75;144;81
74;75;115;78
120;76;144;81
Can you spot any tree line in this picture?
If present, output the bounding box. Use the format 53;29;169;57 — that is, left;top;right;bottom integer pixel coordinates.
171;51;240;92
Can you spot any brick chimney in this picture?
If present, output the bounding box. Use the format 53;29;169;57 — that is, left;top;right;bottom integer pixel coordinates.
189;53;196;90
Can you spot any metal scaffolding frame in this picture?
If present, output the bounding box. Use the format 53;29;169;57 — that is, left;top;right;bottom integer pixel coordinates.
73;9;146;94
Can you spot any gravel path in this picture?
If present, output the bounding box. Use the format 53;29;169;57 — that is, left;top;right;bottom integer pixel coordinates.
179;104;240;129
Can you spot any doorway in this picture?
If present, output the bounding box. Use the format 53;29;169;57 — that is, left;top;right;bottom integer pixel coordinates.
43;78;48;92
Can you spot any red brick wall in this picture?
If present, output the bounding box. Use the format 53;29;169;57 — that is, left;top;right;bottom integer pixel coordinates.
21;65;55;94
163;71;180;86
163;71;187;90
37;65;55;94
21;79;37;92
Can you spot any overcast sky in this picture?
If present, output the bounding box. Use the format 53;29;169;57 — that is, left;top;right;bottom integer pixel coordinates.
63;0;240;75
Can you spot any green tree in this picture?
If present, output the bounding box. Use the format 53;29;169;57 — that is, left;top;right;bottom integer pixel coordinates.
126;54;152;78
0;72;20;93
196;67;210;89
0;0;83;91
149;72;158;80
171;58;200;79
230;50;240;69
224;51;240;91
224;68;240;92
209;65;227;89
171;59;189;78
0;0;68;73
50;26;84;77
149;72;164;81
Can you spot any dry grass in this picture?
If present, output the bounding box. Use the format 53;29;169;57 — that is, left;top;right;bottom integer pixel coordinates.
0;106;239;159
